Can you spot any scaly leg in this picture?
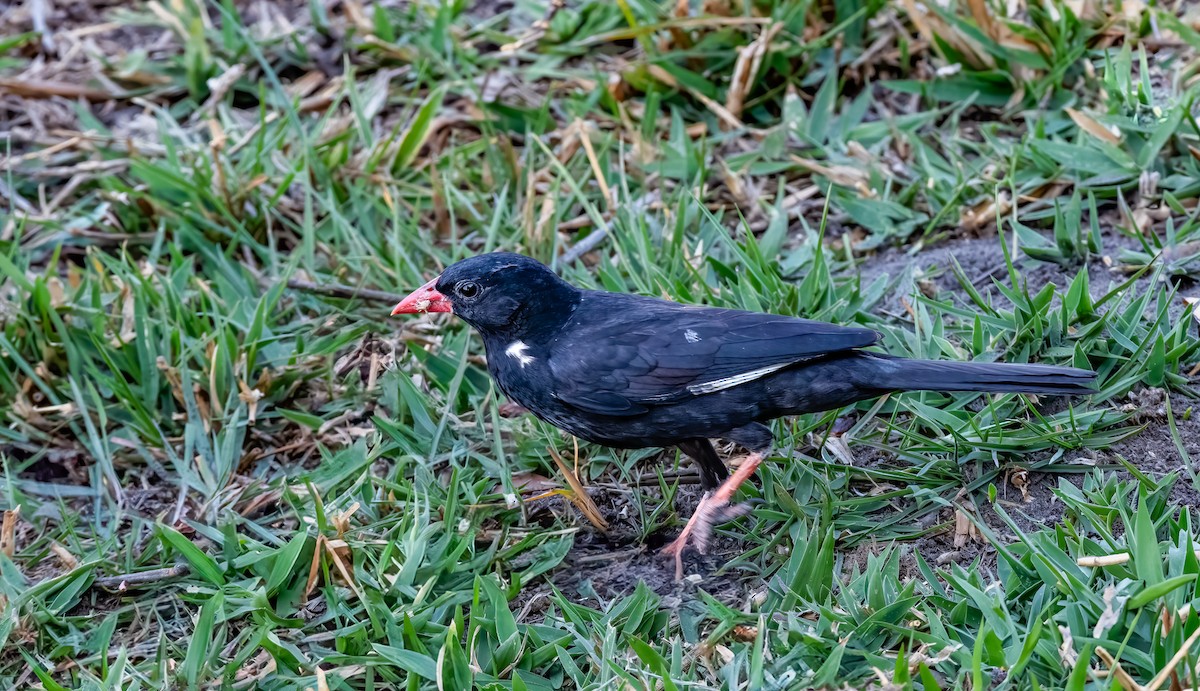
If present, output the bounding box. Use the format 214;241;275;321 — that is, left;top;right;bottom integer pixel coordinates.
660;451;764;580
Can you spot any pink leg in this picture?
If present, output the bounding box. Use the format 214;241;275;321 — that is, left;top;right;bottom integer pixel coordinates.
660;452;764;580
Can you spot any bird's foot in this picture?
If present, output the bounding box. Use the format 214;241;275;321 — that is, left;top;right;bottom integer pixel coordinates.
661;451;765;581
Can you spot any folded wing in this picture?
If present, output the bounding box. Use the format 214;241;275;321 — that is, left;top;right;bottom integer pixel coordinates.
548;296;879;416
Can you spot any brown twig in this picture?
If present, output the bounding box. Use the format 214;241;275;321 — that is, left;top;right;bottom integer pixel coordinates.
0;78;121;102
93;564;190;589
571;547;643;565
1095;647;1143;691
286;279;405;305
634;471;702;486
559;226;610;265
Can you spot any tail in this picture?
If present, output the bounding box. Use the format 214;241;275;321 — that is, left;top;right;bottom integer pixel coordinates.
866;353;1096;396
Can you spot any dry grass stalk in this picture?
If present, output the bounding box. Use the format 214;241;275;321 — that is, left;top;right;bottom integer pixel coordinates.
0;508;20;558
725;22;781;123
547;446;609;532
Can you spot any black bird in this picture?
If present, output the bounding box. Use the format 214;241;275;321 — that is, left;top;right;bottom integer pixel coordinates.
392;252;1095;578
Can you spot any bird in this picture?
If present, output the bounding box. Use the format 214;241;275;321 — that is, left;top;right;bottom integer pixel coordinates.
391;252;1096;578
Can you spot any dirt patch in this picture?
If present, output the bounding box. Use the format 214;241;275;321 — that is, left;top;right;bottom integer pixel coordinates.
864;218;1200;328
1104;392;1200;507
511;482;756;618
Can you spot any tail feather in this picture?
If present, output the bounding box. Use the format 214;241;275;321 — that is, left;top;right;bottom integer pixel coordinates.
867;354;1096;396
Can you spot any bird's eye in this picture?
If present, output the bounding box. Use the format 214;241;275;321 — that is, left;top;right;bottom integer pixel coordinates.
457;281;481;299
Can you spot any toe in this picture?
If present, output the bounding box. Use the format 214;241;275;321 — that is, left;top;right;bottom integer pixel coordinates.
711;501;755;523
659;538;685;557
692;501;756;553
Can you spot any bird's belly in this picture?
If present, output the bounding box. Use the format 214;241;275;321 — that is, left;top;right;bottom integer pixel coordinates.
491;365;769;449
489;368;582;432
495;390;659;449
536;400;763;450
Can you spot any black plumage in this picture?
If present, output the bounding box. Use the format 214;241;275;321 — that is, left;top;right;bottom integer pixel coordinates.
392;252;1096;574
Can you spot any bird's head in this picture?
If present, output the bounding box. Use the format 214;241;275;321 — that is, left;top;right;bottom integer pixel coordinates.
392;252;580;339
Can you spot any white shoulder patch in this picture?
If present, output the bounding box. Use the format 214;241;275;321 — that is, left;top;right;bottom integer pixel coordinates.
687;363;790;395
506;341;535;367
684;329;701;343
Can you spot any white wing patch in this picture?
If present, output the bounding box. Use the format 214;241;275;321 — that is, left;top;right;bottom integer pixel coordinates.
506;341;535;367
687;363;790;395
684;329;701;343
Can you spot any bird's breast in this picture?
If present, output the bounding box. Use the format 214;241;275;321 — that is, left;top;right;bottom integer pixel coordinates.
486;341;548;405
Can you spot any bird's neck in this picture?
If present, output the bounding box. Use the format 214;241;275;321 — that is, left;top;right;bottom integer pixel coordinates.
480;292;579;409
495;284;581;346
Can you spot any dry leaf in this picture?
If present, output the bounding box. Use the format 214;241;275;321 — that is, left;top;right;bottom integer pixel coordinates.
1127;206;1153;234
0;507;19;557
157;356;186;406
967;0;997;39
791;155;871;189
1064;0;1101;19
50;541;78;569
725;22;782;122
960;191;1011;230
1066;107;1121;144
900;0;993;69
576;119;614;209
324;537;365;602
719;160;752;209
46;276;67;308
547;446;608;531
732;625;759;642
1093;584;1126;637
237;380;264;424
1118;0;1146;23
305;535;324;598
1008;467;1030;502
506;472;559;494
647;64;744;131
953;508;984;548
713;644;735;665
1059;625;1079;667
667;0;692;50
109;282;137;347
824;436;855;466
329;503;360;538
907;643;963;670
341;0;372;32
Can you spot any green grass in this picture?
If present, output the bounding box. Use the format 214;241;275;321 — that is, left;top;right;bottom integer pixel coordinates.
3;0;1200;688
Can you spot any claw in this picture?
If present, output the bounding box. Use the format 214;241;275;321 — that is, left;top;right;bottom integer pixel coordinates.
689;499;753;554
660;495;755;579
660;451;766;580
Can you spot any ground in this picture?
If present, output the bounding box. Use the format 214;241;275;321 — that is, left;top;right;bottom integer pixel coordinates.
3;0;1200;689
